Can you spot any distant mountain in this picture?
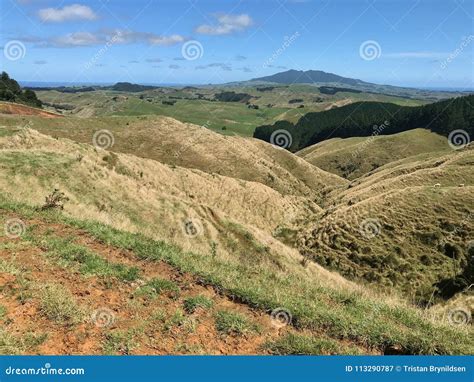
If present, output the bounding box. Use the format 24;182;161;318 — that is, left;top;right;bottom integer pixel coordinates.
254;95;474;152
251;69;367;86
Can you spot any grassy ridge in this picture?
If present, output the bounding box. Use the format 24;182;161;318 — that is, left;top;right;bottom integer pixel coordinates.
1;194;472;355
254;95;474;151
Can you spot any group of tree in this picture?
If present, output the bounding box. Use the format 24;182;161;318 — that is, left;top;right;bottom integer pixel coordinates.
0;71;42;108
254;95;474;151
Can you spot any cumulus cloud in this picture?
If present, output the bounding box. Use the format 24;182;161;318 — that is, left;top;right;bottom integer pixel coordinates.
196;13;253;35
38;4;98;22
34;60;47;65
169;64;180;69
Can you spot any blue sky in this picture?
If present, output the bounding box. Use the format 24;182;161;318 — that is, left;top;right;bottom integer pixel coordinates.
1;0;473;88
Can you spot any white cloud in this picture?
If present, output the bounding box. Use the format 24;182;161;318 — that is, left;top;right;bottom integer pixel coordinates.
383;51;448;59
149;34;185;45
38;4;98;22
196;13;253;35
53;32;101;46
24;29;186;48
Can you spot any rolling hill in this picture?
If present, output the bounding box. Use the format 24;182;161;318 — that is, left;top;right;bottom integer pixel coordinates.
1;121;472;355
296;143;473;303
296;129;451;180
254;95;474;152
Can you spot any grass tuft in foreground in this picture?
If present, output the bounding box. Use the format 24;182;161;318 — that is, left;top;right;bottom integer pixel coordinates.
183;295;214;314
38;283;84;325
214;310;260;336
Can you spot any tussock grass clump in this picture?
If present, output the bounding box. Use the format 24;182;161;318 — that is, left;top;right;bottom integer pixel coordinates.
0;305;7;320
0;330;22;355
215;310;259;336
135;277;180;299
103;330;138;355
183;295;213;313
0;330;48;355
38;283;84;325
0;258;22;276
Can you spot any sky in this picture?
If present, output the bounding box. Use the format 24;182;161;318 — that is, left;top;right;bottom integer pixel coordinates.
1;0;473;88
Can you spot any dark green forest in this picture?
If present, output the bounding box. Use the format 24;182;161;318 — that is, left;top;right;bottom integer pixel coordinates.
254;95;474;151
0;72;42;107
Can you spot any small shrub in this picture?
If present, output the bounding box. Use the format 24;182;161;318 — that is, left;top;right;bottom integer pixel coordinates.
183;295;213;314
41;189;69;210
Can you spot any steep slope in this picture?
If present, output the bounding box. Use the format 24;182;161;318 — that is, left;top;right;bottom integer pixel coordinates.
0;128;321;266
0;126;472;355
0;102;62;118
1;206;322;355
0;115;347;202
297;145;474;303
296;129;451;180
1;184;472;355
254;95;474;152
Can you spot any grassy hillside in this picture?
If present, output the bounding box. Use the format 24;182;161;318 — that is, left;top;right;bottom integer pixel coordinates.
297;145;474;304
296;129;451;179
0;114;346;201
254;95;474;151
1;196;472;355
0;117;472;355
